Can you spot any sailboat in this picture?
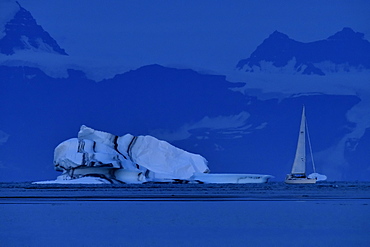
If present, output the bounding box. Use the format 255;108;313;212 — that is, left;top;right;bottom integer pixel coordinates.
285;106;317;184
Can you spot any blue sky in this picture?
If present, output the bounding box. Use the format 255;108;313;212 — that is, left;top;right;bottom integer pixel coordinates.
12;0;370;74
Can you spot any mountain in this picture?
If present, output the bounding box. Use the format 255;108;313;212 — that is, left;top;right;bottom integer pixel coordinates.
236;28;370;75
0;64;246;181
0;2;67;56
0;64;365;182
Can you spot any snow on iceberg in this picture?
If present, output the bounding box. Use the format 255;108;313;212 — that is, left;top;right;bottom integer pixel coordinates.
34;125;273;184
39;125;209;184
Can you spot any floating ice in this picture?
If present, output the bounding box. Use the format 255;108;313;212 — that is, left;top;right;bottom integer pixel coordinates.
308;173;328;181
50;125;209;183
35;125;273;184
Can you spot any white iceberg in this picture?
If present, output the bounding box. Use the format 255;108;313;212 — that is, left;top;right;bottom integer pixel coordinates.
308;173;328;181
34;125;273;184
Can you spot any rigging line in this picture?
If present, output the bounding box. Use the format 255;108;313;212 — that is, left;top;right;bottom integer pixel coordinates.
305;117;316;173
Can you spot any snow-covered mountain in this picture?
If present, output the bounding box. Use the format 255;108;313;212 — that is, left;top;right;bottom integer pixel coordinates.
0;2;67;56
236;28;370;75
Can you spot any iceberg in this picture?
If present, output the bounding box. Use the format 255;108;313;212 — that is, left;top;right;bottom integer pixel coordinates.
308;173;328;181
35;125;273;184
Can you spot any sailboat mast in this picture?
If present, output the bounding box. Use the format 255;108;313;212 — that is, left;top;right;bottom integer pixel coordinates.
291;106;306;174
305;116;317;173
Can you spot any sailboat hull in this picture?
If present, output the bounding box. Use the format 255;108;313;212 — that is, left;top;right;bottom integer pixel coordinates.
285;176;317;184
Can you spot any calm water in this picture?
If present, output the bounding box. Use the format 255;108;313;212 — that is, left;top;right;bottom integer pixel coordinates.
1;182;370;247
1;181;370;200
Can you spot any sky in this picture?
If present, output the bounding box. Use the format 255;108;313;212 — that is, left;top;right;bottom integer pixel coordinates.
5;0;369;77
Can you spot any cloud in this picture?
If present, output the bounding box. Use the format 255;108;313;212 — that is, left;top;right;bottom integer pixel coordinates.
0;130;9;145
314;140;349;180
149;111;264;142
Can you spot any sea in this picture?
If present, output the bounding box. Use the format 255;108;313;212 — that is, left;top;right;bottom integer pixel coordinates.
1;181;369;247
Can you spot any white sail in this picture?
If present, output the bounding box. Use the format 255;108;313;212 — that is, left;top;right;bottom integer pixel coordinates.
291;106;306;175
285;106;327;184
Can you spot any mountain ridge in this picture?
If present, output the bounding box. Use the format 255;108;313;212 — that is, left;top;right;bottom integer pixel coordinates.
0;63;365;181
237;28;370;75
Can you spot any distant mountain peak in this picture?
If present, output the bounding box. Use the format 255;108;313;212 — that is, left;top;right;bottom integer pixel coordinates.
269;30;290;39
327;27;364;41
0;2;68;55
237;28;370;75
